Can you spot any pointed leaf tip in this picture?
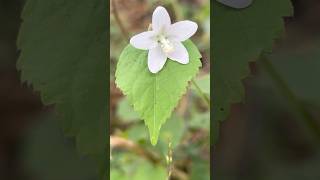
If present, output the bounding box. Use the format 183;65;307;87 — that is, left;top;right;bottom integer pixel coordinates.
115;40;201;145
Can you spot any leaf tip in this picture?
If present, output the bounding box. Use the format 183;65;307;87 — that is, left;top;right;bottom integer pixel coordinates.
150;135;158;146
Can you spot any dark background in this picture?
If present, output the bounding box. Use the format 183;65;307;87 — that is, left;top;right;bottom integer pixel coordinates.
0;0;42;179
1;0;320;180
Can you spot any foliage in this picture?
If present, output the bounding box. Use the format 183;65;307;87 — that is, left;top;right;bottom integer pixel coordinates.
17;0;107;178
191;74;210;96
16;0;210;179
117;98;140;122
24;113;99;180
111;153;167;180
115;40;201;145
212;0;293;143
262;40;320;106
111;2;210;179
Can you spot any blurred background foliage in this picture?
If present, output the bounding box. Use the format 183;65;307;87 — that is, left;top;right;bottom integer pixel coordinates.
214;0;320;179
110;0;210;179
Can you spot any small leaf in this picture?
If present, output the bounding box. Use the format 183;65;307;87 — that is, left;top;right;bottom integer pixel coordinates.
115;40;201;145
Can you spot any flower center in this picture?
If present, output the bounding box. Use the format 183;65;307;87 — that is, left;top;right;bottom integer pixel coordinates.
157;35;174;54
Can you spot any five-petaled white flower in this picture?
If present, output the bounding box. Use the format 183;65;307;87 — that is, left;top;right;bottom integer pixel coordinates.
130;6;198;73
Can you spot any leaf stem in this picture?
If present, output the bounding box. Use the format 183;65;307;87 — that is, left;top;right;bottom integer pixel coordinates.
261;56;320;140
191;79;210;107
111;0;129;41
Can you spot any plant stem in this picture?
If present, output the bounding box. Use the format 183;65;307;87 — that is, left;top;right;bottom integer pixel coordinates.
261;56;320;140
110;136;188;179
166;140;173;180
111;0;129;42
191;79;210;107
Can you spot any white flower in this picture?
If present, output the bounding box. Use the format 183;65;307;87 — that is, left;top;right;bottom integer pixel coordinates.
130;6;198;73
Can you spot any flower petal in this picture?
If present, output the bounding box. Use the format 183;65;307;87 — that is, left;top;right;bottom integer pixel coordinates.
167;21;198;41
167;42;189;64
152;6;171;32
148;46;167;73
130;31;157;50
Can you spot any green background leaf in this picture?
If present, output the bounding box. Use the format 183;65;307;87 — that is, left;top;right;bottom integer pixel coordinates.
117;97;140;122
212;0;293;143
111;155;167;180
191;74;210;96
115;40;201;145
24;113;99;180
17;0;107;178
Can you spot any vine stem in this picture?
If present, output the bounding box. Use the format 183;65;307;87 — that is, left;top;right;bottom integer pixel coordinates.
191;79;210;107
111;0;129;41
261;56;320;140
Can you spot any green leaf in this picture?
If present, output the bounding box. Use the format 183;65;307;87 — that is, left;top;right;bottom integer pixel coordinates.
117;97;140;122
191;74;210;96
17;0;107;177
190;158;210;180
212;0;293;143
111;156;167;180
159;115;184;148
24;113;98;180
261;40;320;106
155;115;185;154
189;111;210;130
131;163;167;180
115;40;201;145
126;123;148;142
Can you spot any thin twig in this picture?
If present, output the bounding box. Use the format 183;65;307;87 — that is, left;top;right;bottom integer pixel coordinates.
110;135;160;163
166;140;173;180
111;0;129;41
